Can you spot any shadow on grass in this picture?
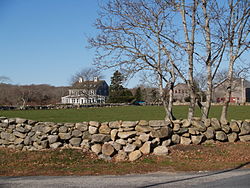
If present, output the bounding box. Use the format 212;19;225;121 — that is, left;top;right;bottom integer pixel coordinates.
139;161;250;188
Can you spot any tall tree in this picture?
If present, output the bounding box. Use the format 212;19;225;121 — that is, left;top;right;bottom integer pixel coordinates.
89;0;179;120
219;0;250;123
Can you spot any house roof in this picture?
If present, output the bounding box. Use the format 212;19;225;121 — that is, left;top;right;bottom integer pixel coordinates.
71;80;106;89
214;78;250;89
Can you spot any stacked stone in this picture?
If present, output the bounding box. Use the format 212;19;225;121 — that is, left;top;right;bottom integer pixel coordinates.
0;117;250;162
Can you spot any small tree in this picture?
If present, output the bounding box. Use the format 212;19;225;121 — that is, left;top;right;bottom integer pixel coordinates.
109;71;134;103
134;87;143;101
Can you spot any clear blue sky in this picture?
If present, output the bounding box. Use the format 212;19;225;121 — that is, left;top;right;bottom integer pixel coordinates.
0;0;121;87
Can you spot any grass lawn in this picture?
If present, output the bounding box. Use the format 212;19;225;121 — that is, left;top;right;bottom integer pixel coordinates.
0;105;249;123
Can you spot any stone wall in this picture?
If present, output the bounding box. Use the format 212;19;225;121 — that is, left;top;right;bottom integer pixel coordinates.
0;117;250;161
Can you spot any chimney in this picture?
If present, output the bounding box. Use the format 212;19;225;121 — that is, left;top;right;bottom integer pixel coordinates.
93;77;99;82
79;77;83;83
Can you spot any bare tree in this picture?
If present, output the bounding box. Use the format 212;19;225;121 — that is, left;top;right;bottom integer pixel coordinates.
89;0;180;121
219;0;250;123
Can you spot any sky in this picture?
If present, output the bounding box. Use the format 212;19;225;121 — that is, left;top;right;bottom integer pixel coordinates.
0;0;126;87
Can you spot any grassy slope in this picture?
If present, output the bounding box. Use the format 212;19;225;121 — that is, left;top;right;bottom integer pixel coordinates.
0;105;249;122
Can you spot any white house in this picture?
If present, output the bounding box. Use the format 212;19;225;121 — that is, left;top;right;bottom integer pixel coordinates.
61;77;109;105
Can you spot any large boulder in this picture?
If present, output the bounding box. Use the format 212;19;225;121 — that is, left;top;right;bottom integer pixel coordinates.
191;135;205;145
149;120;169;127
135;125;152;133
239;135;250;142
48;135;59;144
72;130;82;137
228;133;238;142
121;121;137;128
88;126;98;134
109;121;121;129
171;134;180;144
211;118;221;131
204;127;215;140
191;121;206;132
58;133;71;140
75;122;88;132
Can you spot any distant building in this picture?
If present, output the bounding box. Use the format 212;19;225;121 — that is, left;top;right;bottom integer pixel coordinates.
213;78;250;103
61;77;109;105
173;83;190;102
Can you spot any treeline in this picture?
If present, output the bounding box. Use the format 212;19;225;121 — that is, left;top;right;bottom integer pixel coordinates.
0;84;68;106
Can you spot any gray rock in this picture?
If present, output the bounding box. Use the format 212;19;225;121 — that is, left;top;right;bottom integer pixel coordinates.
115;150;127;161
204;119;211;127
89;121;100;128
221;124;231;134
228;133;238;142
72;129;82;137
124;143;137;153
50;142;62;149
88;126;98;134
15;118;27;124
138;133;150;142
139;141;151;154
239;135;250;142
0;123;8;128
75;122;88;131
216;131;227;141
118;131;137;139
115;139;126;145
192;121;207;132
182;119;191;128
211;118;221;131
189;128;200;135
69;138;82;146
58;133;71;140
82;132;92;141
177;128;189;134
133;139;142;148
41;140;48;149
64;123;75;128
110;129;118;141
91;144;102;155
230;121;240;133
191;135;205;145
102;143;115;156
138;120;149;126
13;131;26;138
180;137;191;145
173;124;180;132
239;121;250;136
24;136;32;145
109;121;121;129
153;146;169;155
204;127;215;140
59;126;68;133
122;121;137;128
171;134;180;144
15;126;27;133
150;127;172;138
48;135;58;144
99;124;111;135
92;134;111;143
111;141;122;151
129;150;142;161
14;138;24;145
0;139;8;145
149;120;169;127
135;125;152;133
162;139;172;147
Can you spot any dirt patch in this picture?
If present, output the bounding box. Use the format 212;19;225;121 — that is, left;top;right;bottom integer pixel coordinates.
0;142;250;176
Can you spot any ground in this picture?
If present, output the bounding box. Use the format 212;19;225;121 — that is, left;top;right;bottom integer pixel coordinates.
0;142;250;176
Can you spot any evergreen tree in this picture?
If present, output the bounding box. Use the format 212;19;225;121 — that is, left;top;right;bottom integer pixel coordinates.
108;71;134;103
134;87;143;101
